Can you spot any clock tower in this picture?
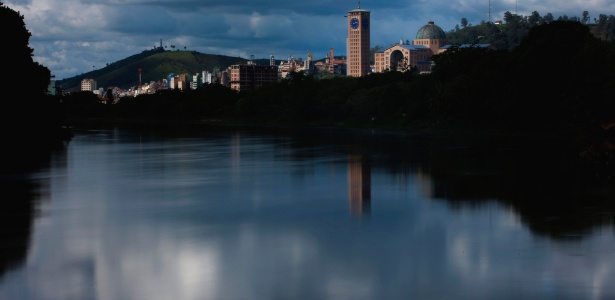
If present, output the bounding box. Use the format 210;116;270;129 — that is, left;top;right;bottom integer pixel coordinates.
347;1;370;77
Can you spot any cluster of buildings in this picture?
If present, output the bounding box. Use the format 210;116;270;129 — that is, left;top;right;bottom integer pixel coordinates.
80;70;222;100
80;49;347;100
79;2;495;99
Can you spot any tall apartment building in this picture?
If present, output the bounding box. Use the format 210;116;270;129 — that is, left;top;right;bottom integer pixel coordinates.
80;78;97;92
347;3;370;77
202;71;215;84
191;74;201;89
177;73;187;90
229;62;278;92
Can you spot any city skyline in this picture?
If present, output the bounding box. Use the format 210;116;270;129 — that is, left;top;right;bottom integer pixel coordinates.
4;0;612;80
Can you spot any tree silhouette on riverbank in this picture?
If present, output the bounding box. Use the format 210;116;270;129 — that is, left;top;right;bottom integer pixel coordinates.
0;1;70;159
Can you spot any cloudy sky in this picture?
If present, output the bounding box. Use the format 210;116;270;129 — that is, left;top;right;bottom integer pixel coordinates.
4;0;614;80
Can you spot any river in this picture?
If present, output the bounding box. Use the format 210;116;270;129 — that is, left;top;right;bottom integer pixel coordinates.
1;123;614;300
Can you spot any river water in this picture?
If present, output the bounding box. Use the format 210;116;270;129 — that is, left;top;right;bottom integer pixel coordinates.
1;124;614;300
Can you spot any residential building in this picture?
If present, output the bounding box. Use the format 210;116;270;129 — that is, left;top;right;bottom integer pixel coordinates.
81;78;97;92
177;73;187;90
228;62;278;91
202;71;215;84
167;73;175;89
278;55;300;79
221;70;230;86
191;74;201;89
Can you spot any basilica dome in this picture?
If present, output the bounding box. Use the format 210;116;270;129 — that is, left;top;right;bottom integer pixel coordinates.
415;21;446;39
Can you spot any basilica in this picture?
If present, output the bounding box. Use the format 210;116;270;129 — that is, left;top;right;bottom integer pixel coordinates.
373;21;496;74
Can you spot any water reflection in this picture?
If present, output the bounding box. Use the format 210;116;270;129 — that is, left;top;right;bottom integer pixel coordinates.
348;154;371;218
0;177;37;278
1;125;614;300
295;130;615;240
0;144;68;279
223;127;615;238
400;134;615;240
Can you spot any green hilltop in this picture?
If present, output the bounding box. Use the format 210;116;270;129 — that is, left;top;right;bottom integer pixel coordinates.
56;48;277;92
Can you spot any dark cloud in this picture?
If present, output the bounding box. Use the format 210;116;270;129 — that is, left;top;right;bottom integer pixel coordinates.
4;0;612;79
107;6;180;34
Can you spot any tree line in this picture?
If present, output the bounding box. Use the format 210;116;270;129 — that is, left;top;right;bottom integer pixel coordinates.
446;10;615;51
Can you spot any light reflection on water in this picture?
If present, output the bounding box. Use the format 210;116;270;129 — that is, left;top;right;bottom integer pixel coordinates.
0;125;614;300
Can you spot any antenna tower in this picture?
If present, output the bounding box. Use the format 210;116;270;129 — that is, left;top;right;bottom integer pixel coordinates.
489;0;492;23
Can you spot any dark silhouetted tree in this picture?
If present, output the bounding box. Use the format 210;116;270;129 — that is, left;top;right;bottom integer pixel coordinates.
528;11;541;26
582;11;590;24
0;1;68;154
106;89;114;104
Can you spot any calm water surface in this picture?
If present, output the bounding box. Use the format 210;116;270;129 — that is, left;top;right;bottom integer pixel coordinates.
1;125;614;300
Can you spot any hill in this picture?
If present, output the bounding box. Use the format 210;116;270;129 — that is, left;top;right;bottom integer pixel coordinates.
56;48;277;92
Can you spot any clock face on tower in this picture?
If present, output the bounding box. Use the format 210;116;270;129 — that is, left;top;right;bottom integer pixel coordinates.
350;18;359;29
362;18;369;29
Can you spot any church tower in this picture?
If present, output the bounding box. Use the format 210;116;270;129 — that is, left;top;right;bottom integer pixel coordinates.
347;2;370;77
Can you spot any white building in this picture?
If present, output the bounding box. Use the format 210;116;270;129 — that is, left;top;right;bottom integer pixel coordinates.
80;78;97;92
191;74;201;89
202;71;215;84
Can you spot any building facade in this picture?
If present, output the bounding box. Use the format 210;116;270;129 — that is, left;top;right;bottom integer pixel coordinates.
191;74;201;89
347;4;370;77
278;55;300;79
373;21;446;74
229;62;278;91
374;44;433;73
374;21;496;74
80;78;97;92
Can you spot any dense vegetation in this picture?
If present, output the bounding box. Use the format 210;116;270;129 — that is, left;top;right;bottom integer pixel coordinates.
0;2;70;163
445;11;615;50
